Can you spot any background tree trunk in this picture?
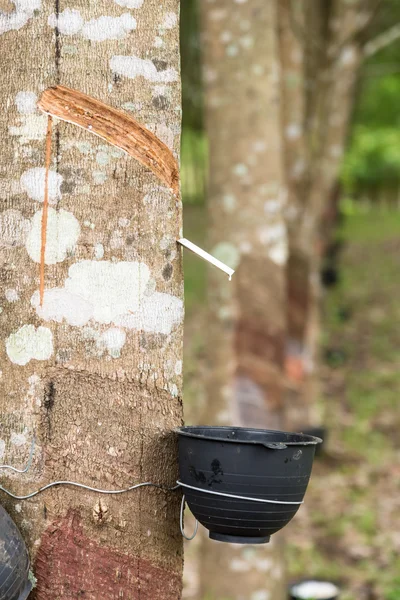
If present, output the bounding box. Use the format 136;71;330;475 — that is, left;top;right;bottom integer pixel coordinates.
0;1;184;598
278;0;371;431
197;1;287;598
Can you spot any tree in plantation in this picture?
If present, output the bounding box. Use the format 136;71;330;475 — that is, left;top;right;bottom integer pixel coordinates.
197;1;287;598
278;0;387;429
0;1;184;598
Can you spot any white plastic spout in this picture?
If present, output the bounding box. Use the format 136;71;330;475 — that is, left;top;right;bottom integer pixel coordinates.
178;238;235;280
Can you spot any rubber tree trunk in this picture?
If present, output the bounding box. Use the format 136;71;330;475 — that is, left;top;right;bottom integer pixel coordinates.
197;1;287;598
0;1;184;598
278;0;365;430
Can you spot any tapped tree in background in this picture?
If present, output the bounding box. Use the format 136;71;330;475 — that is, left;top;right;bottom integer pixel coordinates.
0;1;184;598
197;1;287;598
278;0;391;429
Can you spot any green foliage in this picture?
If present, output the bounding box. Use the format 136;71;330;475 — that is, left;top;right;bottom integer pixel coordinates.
385;578;400;600
180;0;203;132
342;16;400;196
181;128;208;204
342;125;400;193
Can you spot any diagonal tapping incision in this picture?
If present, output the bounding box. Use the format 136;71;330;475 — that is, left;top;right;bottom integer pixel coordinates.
37;85;180;195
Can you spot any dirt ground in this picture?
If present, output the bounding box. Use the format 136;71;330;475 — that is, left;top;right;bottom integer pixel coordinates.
182;206;400;600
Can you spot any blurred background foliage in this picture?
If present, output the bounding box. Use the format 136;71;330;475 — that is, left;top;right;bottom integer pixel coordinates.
339;0;400;202
180;0;400;208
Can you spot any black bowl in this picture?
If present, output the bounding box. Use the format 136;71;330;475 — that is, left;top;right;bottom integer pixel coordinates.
0;504;32;600
176;426;322;544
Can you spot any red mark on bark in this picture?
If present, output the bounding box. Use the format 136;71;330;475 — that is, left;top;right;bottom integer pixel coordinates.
34;511;181;600
40;115;53;307
284;355;305;383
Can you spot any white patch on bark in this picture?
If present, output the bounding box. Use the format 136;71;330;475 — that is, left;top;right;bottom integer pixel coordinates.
96;151;109;166
48;9;136;41
114;0;144;7
34;260;150;324
240;35;253;49
110;55;178;83
252;140;267;153
230;558;252;572
212;242;240;270
251;591;270;600
232;163;248;177
160;11;177;29
226;44;238;57
146;123;174;149
5;289;19;302
285;123;302;140
239;241;252;254
94;243;104;259
9;114;48;142
339;45;357;65
48;7;83;34
10;431;27;446
0;439;5;460
26;208;80;264
255;558;273;573
110;230;124;250
0;209;30;248
81;13;136;41
291;158;306;179
20;167;63;203
220;31;232;44
97;327;126;358
203;67;217;83
6;324;53;366
32;288;93;327
115;292;183;335
210;9;226;21
258;222;288;266
222;193;237;212
264;199;281;214
32;260;183;335
0;0;41;35
329;145;343;158
174;360;182;375
92;171;107;185
154;36;163;48
169;383;178;397
15;91;37;114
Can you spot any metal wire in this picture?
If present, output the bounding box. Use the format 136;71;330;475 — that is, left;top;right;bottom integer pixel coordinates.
0;436;35;474
180;494;198;541
177;481;304;506
0;479;181;501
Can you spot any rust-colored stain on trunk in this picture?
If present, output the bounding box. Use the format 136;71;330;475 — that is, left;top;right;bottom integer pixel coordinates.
38;85;180;195
39;115;53;307
284;355;305;383
34;511;182;600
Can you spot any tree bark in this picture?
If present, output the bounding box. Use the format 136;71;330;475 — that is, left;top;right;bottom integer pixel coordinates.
197;1;287;598
0;1;183;598
278;0;367;430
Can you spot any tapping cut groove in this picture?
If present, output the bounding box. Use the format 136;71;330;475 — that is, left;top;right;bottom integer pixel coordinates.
38;85;180;195
40;115;53;307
